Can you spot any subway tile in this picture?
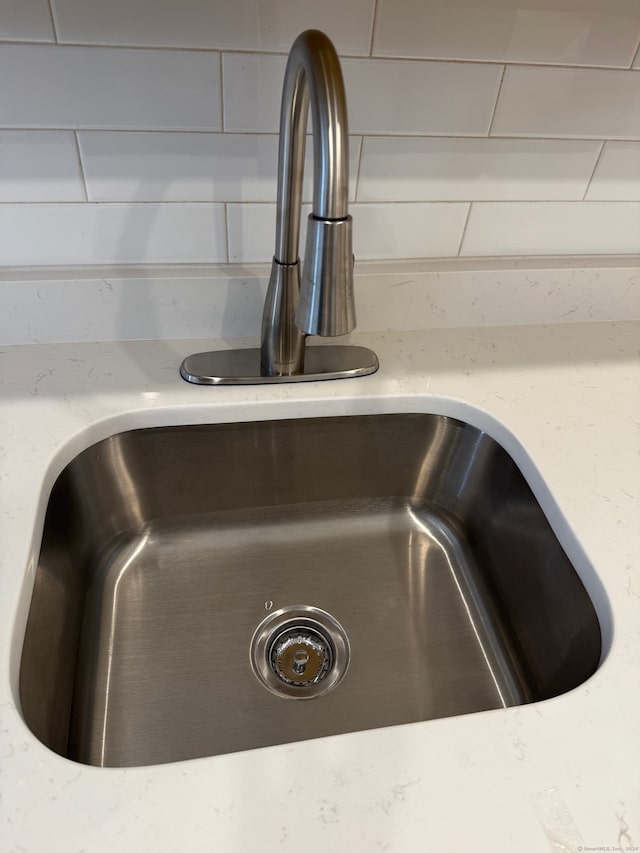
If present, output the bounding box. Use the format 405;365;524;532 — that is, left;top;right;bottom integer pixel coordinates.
461;202;640;256
0;131;85;201
224;54;503;135
586;142;640;200
0;204;227;265
492;66;640;140
78;132;360;202
373;0;640;68
227;204;311;263
79;132;280;203
1;0;55;42
357;137;601;202
0;45;221;130
51;0;374;54
344;60;503;136
227;203;469;262
352;203;469;259
223;55;287;133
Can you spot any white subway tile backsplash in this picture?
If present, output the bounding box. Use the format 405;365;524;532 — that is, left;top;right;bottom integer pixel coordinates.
223;54;503;135
352;203;470;259
461;202;640;256
78;132;360;202
586;142;640;200
2;2;640;270
0;131;85;201
51;0;374;55
79;132;278;203
0;204;227;265
227;204;311;263
222;54;286;133
228;203;469;262
492;66;640;140
345;60;503;136
0;45;221;130
374;0;640;69
0;0;55;42
357;137;601;202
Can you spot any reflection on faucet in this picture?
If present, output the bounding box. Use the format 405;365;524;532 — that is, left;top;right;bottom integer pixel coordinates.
180;30;378;386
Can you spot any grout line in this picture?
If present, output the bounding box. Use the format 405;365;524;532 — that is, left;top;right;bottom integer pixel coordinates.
212;52;640;71
0;39;634;71
582;141;606;200
223;203;231;263
1;200;639;207
219;52;225;131
1;127;635;144
72;131;89;201
368;0;379;57
456;204;473;257
338;56;635;71
353;137;364;201
45;0;59;43
487;65;507;136
0;38;230;54
0;201;230;207
363;133;590;143
630;32;640;69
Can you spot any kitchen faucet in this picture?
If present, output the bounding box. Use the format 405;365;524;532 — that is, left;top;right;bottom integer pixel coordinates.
181;30;378;385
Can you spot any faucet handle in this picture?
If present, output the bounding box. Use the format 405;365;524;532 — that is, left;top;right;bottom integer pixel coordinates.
296;214;355;337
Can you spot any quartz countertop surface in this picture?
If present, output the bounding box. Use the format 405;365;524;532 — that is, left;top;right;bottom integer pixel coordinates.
1;321;638;853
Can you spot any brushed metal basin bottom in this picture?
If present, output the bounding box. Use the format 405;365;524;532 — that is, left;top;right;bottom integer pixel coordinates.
19;414;601;767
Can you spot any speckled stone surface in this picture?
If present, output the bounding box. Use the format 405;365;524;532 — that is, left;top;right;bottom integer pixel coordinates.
1;322;638;852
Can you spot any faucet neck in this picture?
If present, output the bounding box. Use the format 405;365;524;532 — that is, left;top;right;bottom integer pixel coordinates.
274;29;350;266
180;30;378;385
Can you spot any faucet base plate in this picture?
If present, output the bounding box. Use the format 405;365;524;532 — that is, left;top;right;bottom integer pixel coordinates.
180;345;379;385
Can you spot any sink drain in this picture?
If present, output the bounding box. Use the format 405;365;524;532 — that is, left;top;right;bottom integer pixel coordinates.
250;606;350;699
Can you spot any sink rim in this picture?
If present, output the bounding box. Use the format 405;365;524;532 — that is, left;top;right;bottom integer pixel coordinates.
11;395;614;723
16;406;603;764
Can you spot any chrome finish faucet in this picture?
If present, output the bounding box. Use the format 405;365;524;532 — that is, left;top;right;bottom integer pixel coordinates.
181;30;378;386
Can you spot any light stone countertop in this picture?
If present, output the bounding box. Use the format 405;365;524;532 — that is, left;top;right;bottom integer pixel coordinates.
1;322;638;853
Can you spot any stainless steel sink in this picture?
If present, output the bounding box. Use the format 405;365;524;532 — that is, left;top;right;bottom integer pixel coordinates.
19;414;601;768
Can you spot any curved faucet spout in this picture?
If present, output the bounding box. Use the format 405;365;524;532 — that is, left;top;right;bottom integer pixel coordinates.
261;29;355;376
180;31;378;386
275;29;350;264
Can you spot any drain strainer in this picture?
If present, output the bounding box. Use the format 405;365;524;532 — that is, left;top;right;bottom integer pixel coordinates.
250;606;350;699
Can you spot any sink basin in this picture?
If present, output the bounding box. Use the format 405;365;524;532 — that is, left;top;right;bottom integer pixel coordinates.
19;414;601;767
